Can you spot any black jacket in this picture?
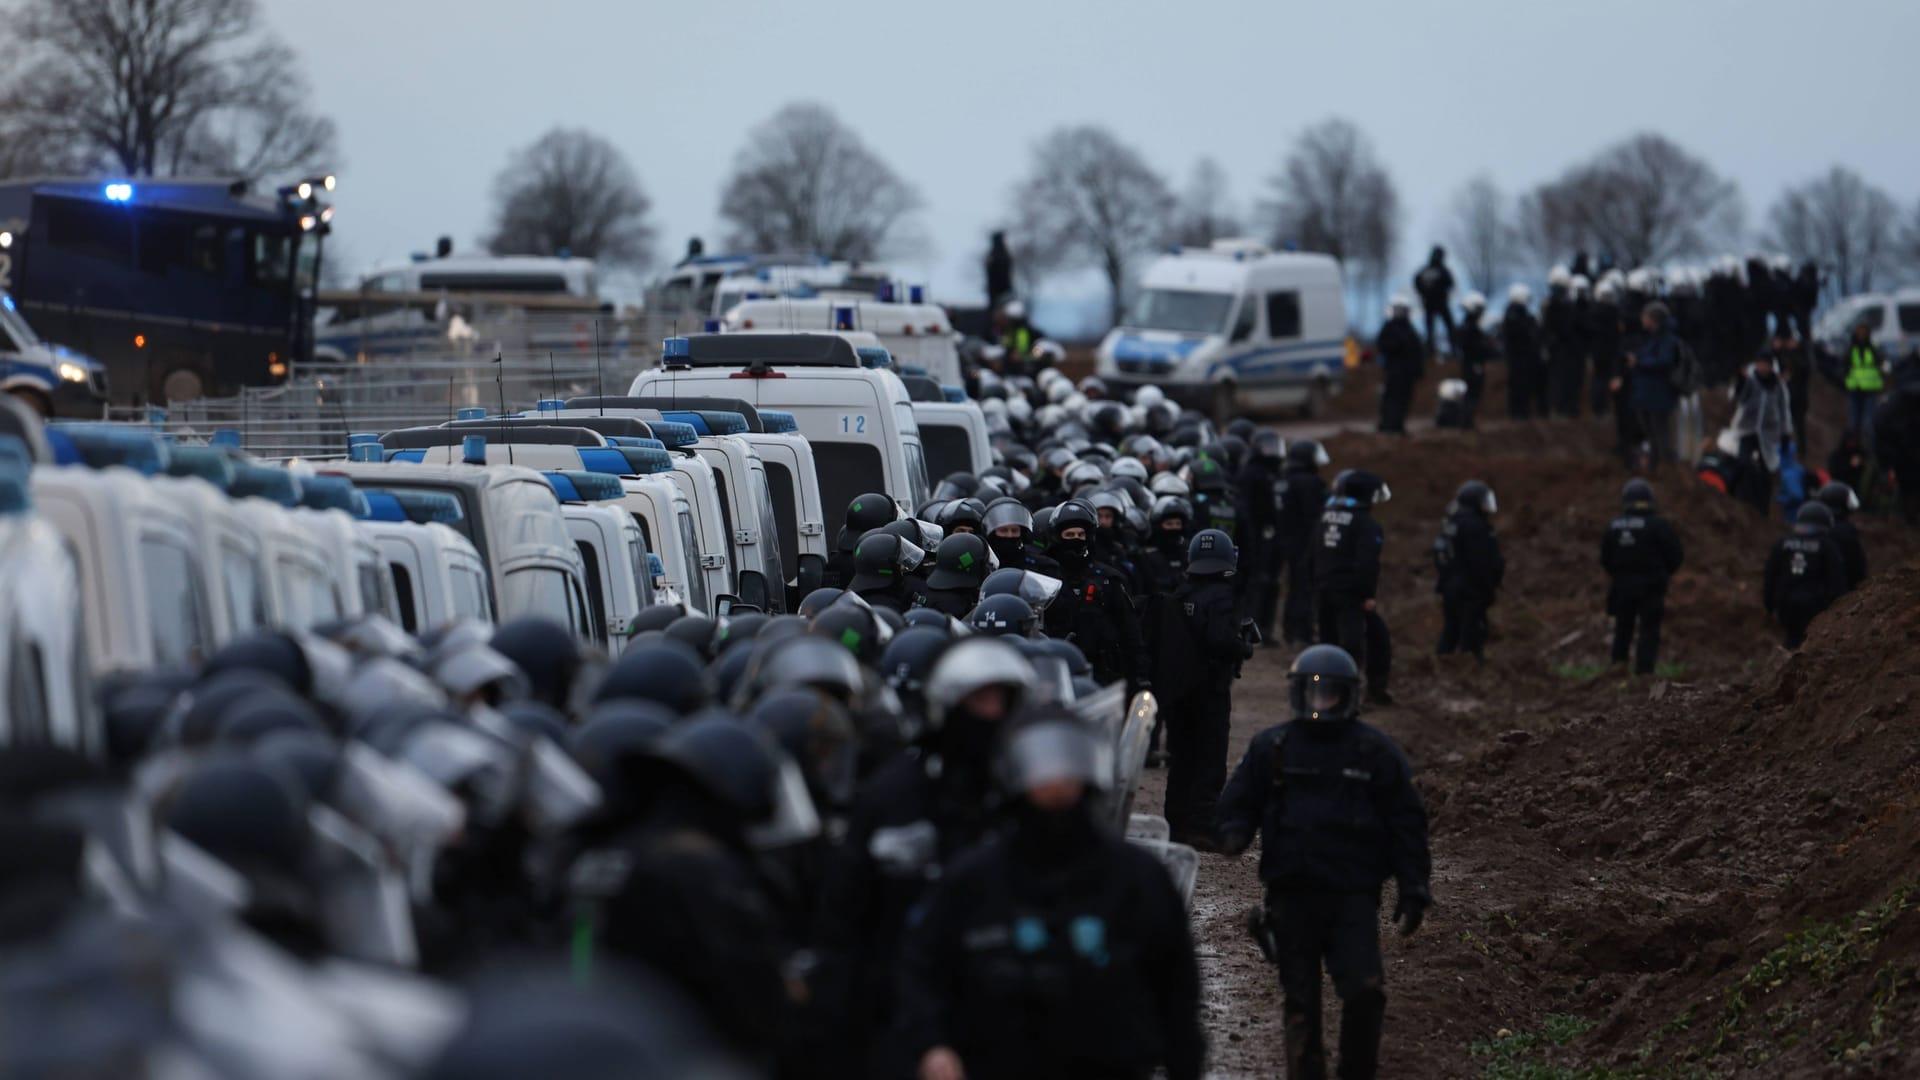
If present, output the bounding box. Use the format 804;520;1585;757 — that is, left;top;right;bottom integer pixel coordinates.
896;823;1205;1080
1308;498;1383;602
1831;519;1867;591
1044;560;1150;688
1234;456;1282;545
915;585;977;620
1376;316;1424;381
1434;505;1504;603
1502;304;1540;366
1542;290;1578;353
1275;467;1328;559
1151;575;1244;698
1455;318;1493;383
1588;299;1623;380
1215;719;1431;899
1600;510;1684;599
1764;527;1848;614
1413;258;1453;308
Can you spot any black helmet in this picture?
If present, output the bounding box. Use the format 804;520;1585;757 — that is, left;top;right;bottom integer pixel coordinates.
967;594;1038;638
1795;501;1834;529
102;670;193;763
980;567;1063;612
798;587;848;619
1218;435;1249;474
629;604;686;635
201;632;312;696
748;635;865;703
932;472;980;501
1621;477;1655;511
490;617;583;709
810;600;889;663
938;497;988;534
1332;468;1390;504
499;701;570;746
1227;417;1257;441
850;531;918;593
1187;529;1238;575
879;518;935;552
1036;637;1091;678
840;492;898;547
1251;430;1283;462
878;627;952;707
1815;482;1859;519
928;533;991;590
592;642;711;715
1050;499;1098;538
924;637;1036;732
1286;438;1330;468
217;687;328;745
714;612;771;654
1288;645;1361;723
663;614;720;663
160;755;311;882
1455;479;1496;514
1187;453;1231;492
569;702;675;790
643;719;781;824
901;607;959;634
1151;494;1193;529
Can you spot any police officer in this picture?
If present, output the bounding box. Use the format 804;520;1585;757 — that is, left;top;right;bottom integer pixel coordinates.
1601;479;1685;675
1308;470;1388;701
898;717;1206;1080
1154;529;1252;849
982;497;1062;577
1237;430;1286;643
1454;293;1493;428
1502;285;1542;420
1138;494;1195;601
1542;267;1582;418
1187;451;1240;542
1815;482;1867;592
1215;645;1431;1080
1375;295;1423;435
1044;499;1151;697
826;493;899;590
919;533;991;618
848;531;929;614
1433;480;1505;661
1276;439;1331;646
1764;501;1849;650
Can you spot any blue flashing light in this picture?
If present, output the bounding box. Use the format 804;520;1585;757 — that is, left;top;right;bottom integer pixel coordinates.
573;448;630;475
361;491;407;522
758;410;799;434
703;319;721;333
232;464;302;507
855;347;893;370
615;446;674;475
387;448;428;463
362;488;464;524
346;433;381;448
756;268;772;281
456;407;487;421
536;399;564;412
647;553;665;579
645;420;698;449
662;337;691;361
541;472;581;502
163;445;236;490
909;285;925;304
349;443;384;462
47;424;169;475
942;386;967;403
552;470;626;501
461;435;487;465
833;306;855;330
299;474;370;517
210;429;242;449
662;410;711;436
745;292;762;301
103;183;134;203
1;295;14;312
901;363;929;377
0;435;31;477
605;436;667;451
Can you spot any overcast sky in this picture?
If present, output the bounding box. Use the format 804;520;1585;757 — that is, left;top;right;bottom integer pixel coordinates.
265;0;1920;324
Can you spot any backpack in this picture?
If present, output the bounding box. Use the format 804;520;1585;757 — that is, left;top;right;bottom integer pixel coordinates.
1669;337;1700;395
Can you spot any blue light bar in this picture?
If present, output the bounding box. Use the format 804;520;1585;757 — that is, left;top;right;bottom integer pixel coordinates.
909;285;925;303
663;411;710;436
347;433;381;448
549;469;626;501
461;435;486;465
362;488;465;524
645;420;698;449
536;399;564;412
231;463;302;507
900;363;929;377
299;474;371;517
361;492;406;521
350;443;383;462
703;319;721;333
163;445;236;490
606;436;667;451
662;337;691;362
103;183;134;203
647;553;665;579
758;410;799;434
942;386;967;403
387;449;428;463
456;407;487;421
833;306;854;330
690;410;748;436
616;447;675;475
211;429;242;449
46;425;169;475
877;283;895;302
542;472;581;501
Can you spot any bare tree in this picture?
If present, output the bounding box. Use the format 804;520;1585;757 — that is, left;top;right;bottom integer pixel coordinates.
718;103;922;261
1172;157;1244;247
483;129;655;268
0;0;336;181
1522;133;1742;267
1900;199;1920;280
1008;125;1174;327
1445;174;1521;294
1765;167;1898;298
1261;117;1400;303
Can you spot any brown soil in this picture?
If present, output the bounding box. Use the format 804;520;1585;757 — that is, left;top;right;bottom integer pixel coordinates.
1149;412;1920;1078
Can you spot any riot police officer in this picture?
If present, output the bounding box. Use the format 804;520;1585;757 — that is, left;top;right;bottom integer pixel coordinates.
982;497;1062;577
1237;430;1286;643
1815;482;1867;591
1276;440;1331;646
1764;501;1849;650
1043;499;1151;696
1600;479;1684;674
1308;470;1389;702
1187;451;1239;542
848;531;929;614
1215;645;1431;1080
898;717;1206;1080
1154;529;1251;849
919;533;991;618
1138;494;1195;601
1454;293;1493;428
826;492;899;590
1433;480;1505;661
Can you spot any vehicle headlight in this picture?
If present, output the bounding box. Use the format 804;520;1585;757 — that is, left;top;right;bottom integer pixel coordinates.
58;362;89;383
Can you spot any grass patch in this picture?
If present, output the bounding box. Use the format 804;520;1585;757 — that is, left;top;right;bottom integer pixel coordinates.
1551;662;1608;683
1471;1015;1612;1079
1654;662;1688;679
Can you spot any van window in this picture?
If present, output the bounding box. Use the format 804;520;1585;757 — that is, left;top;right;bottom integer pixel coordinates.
48;200;135;266
1126;289;1234;335
501;567;573;624
357;560;388;617
1266;292;1303;338
678;511;708;613
419;272;570;294
1852;305;1885;333
629;538;656;608
450;566;490;621
754;472;785;599
763;460;800;583
576;540;609;645
921;422;974;485
8;636;50;742
498;481;571;550
903;441;930;509
390;562;419;632
1229;296;1258;342
630;511;654;552
812;442;886;542
278;557;341;628
569;576;593;639
141;536;209;666
1898;304;1920;334
221;543;267;634
709;469;738;563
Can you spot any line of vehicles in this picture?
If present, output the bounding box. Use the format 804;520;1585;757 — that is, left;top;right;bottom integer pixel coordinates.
0;327;996;748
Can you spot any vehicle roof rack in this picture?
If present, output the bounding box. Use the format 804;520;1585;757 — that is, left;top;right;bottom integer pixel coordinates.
378;424;607;450
565;395;765;432
669;333;858;369
444;414;660;439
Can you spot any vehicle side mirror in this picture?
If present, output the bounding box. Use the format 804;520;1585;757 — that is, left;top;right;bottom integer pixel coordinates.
714;593;742;617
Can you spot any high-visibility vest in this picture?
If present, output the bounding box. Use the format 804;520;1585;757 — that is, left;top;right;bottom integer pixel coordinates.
1846;345;1885;393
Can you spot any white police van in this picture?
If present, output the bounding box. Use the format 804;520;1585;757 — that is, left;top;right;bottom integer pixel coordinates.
1;290;109;417
0;436;97;750
723;295;961;384
1095;240;1346;420
545;472;652;652
355;494;493;635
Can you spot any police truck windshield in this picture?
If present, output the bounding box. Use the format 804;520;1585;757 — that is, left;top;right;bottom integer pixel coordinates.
1126;289;1235;335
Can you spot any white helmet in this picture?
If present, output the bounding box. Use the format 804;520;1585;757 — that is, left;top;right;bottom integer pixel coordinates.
1003;299;1027;320
1438;378;1468;402
1507;283;1532;306
1387;292;1413;314
1594;280;1619;303
1717;254;1742;279
1133;384;1165;409
1547;265;1571;287
1626;268;1653;293
1770;254;1791;272
1461;290;1487;313
1569;274;1591;297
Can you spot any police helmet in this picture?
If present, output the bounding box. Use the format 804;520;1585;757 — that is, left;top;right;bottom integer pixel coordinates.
161;755;312;884
1621;477;1655;511
841;492;898;544
1251;430;1284;462
1028;506;1056;546
999;713;1105;796
217;686;329;745
1187;529;1238;575
490;617;582;709
748;635;865;704
1387;292;1413;314
1151;494;1194;529
808;600;889;664
798;587;848;619
927;533;992;591
1149;471;1191;497
592;642;711;714
1186;453;1231;492
662;614;721;663
850;531;917;593
201;632;313;697
569;702;675;790
982;497;1034;538
1795;501;1834;529
933;472;980;501
642;718;784;825
901;607;962;634
878;626;953;707
924;637;1036;733
966;594;1038;638
980;567;1063;612
1462;291;1487;314
880;517;939;554
1816;482;1860;517
629;604;687;635
714;612;771;655
1332;468;1391;505
1051;498;1098;538
1288;645;1361;724
1455;479;1497;514
1109;457;1149;484
1037;637;1092;679
1086;489;1131;528
938;497;988;534
1507;283;1532;306
1063;460;1105;492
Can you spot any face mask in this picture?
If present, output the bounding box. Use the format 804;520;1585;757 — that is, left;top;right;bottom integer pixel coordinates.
1012;798;1095;862
1158;530;1187;553
988;534;1024;563
1054;540;1091;569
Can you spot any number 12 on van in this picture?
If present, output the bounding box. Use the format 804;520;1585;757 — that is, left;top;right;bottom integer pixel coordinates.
839;415;868;435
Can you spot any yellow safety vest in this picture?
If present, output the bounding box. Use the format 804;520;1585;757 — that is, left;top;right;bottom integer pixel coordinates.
1846;345;1884;393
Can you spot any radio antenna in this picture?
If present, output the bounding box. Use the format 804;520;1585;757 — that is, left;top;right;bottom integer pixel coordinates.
548;349;559;413
494;350;512;466
594;319;606;415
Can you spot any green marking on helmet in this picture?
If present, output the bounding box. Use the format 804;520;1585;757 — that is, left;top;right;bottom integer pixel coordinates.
852;501;864;512
839;628;864;650
958;552;975;568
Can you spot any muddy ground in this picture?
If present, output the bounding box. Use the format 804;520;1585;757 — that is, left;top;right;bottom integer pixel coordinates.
1139;402;1920;1078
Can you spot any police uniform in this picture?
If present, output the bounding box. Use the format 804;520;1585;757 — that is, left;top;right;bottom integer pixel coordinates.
1235;450;1284;642
1763;520;1847;650
1215;703;1430;1080
1275;465;1329;646
1308;497;1383;687
1600;503;1684;673
1153;536;1246;843
1045;560;1150;694
1433;501;1504;660
1453;315;1493;427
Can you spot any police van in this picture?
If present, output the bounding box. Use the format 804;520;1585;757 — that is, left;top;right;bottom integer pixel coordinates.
630;334;931;543
723;296;961;384
0;437;97;750
544;471;653;651
353;491;493;635
1095;240;1347;420
1;291;109;418
897;374;993;481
